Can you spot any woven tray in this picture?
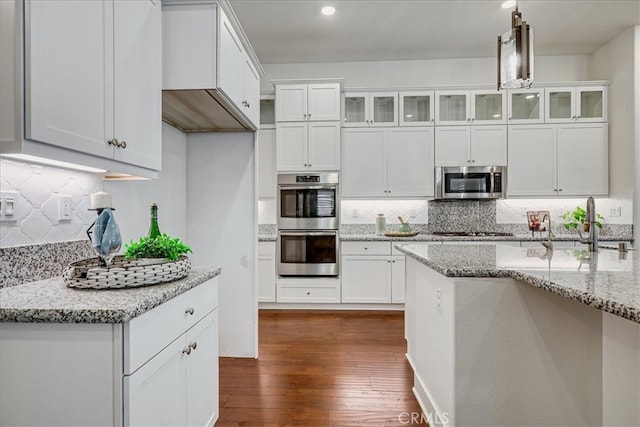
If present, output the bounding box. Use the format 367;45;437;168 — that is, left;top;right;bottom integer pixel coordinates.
63;255;191;290
384;231;419;237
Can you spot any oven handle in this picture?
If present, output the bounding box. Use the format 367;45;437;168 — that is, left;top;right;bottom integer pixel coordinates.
278;231;338;237
278;185;337;191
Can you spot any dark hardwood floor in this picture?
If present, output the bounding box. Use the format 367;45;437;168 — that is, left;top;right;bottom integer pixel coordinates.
215;310;426;426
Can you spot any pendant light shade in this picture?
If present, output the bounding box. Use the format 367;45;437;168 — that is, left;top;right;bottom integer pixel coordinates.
497;7;534;90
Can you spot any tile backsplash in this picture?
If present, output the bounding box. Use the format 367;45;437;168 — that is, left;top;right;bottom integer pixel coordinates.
0;159;103;247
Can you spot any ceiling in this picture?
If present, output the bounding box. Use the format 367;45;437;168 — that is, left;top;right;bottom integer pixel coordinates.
228;0;640;65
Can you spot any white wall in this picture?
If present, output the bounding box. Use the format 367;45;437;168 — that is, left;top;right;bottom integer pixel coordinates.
261;55;589;91
105;123;188;243
186;132;257;358
588;26;636;202
635;26;640;244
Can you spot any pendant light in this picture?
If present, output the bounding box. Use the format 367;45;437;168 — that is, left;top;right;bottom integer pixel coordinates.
497;1;534;90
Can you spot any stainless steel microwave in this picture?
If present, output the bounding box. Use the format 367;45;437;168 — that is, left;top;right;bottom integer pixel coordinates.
435;166;506;200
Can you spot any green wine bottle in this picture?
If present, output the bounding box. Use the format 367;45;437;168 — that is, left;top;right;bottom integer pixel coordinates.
148;203;161;239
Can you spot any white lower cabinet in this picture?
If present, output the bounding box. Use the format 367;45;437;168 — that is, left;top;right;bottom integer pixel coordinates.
0;278;219;427
340;242;405;303
276;278;341;303
258;242;276;302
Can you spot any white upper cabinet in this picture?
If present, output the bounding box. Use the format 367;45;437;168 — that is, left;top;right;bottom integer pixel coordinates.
507;88;544;124
10;0;161;174
275;82;341;122
342;127;434;197
276;122;340;171
435;125;507;166
343;92;398;127
399;91;435;126
435;90;506;125
507;123;608;197
545;86;607;123
161;1;263;132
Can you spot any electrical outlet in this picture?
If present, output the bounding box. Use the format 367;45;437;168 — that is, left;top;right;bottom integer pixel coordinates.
0;191;19;221
436;288;442;312
58;195;72;221
609;207;622;217
352;209;359;218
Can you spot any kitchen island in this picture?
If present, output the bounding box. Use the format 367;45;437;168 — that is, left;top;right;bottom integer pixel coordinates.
396;243;639;427
0;267;221;427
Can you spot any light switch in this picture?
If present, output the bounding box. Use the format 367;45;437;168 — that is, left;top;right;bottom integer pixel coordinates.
0;191;19;221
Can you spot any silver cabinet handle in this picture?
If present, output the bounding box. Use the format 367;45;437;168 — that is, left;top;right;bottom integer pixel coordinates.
387;260;391;263
107;138;117;146
471;159;475;163
364;247;368;250
392;260;396;263
308;113;311;118
306;292;310;295
120;140;127;149
185;307;194;315
182;346;192;355
558;188;563;192
190;342;197;351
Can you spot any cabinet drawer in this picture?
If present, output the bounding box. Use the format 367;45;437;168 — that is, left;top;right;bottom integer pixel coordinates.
341;241;391;255
258;241;276;255
277;283;340;303
125;278;218;374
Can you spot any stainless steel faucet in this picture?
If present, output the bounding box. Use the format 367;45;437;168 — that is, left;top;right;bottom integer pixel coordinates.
577;196;599;252
540;212;553;250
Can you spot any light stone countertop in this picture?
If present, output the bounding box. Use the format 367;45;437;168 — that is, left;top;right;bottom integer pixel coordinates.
0;267;221;323
395;243;639;323
258;232;633;243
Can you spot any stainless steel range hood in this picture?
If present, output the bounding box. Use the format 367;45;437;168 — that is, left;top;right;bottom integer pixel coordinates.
161;0;263;133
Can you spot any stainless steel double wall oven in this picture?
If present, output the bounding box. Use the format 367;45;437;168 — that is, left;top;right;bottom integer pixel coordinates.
276;173;339;277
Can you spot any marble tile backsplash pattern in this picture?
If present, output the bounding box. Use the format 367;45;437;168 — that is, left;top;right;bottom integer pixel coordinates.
0;159;103;247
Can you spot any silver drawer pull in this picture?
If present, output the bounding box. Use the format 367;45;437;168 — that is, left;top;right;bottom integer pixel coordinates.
185;307;195;315
182;346;192;355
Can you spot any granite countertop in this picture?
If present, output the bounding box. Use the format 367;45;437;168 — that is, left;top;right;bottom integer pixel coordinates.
0;267;221;324
258;232;633;243
395;243;639;323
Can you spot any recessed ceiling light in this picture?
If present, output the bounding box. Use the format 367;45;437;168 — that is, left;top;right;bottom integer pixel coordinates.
501;0;516;9
321;6;335;16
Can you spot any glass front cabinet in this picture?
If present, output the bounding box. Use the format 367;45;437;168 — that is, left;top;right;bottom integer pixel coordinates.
435;90;506;125
343;92;398;127
399;91;435;126
507;88;544;124
545;86;607;123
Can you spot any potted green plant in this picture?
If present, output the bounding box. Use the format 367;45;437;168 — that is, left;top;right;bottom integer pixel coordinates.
124;233;192;263
561;206;604;232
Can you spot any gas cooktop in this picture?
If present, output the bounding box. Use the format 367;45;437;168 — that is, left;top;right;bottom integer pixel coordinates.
431;231;515;237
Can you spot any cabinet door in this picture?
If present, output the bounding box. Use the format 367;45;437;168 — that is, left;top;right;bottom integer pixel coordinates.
471;90;506;124
257;129;276;198
242;56;261;128
507;88;544;124
545;87;575;122
341;128;387;197
343;93;369;127
125;334;187;426
113;0;161;170
218;8;244;109
576;87;607;122
387;127;434;197
307;122;340;171
25;0;113;159
276;122;307;171
258;242;276;302
507;125;557;196
185;310;219;427
435;91;469;125
435;126;470;166
391;256;405;303
399;91;434;126
276;85;307;121
470;125;507;166
557;123;608;196
370;92;398;126
341;256;392;303
307;83;340;121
